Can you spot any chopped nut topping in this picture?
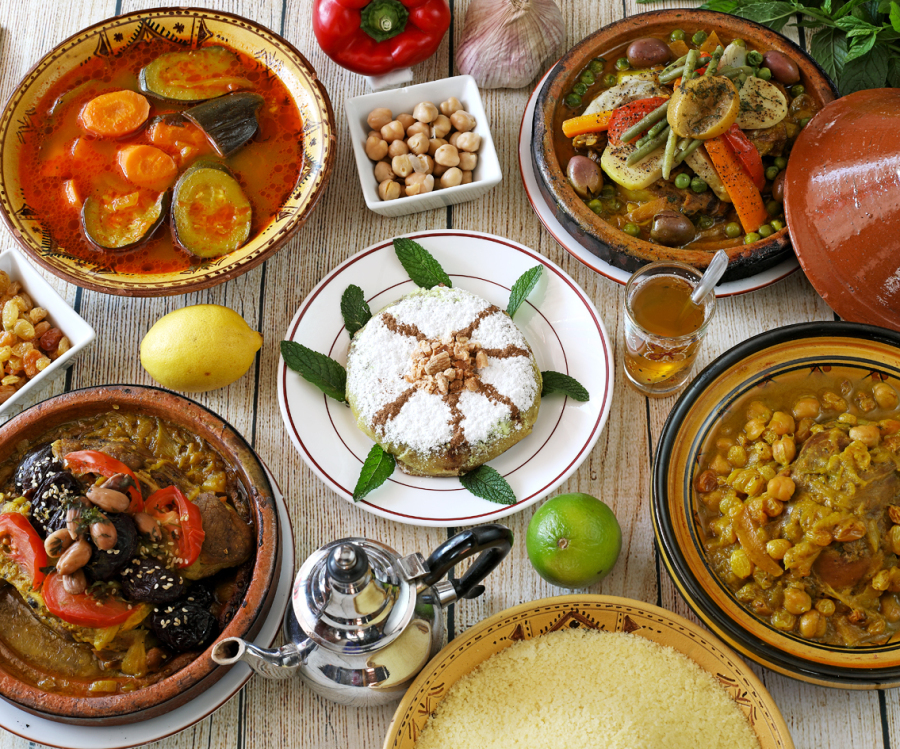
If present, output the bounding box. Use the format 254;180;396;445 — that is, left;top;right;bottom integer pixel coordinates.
425;350;452;375
475;350;489;369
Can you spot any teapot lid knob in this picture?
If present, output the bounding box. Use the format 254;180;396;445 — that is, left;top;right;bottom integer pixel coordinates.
326;543;369;584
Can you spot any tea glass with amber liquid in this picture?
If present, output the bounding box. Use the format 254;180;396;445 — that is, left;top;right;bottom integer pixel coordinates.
623;262;716;397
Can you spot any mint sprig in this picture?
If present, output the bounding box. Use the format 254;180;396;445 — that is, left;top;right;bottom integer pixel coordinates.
341;284;371;337
353;444;396;501
506;265;543;319
541;371;589;402
393;237;452;289
281;341;347;402
460;465;516;505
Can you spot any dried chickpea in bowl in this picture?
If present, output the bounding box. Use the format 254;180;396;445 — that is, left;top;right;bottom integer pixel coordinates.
363;100;483;201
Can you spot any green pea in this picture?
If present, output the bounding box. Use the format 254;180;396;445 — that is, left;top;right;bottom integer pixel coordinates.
758;224;774;238
765;165;780;181
624;223;641;237
601;184;616;199
757;66;772;81
766;200;781;216
674;173;691;190
747;50;763;67
698;215;715;230
589;59;605;75
744;232;761;244
774;156;787;170
573;82;588;96
725;222;742;238
690;177;708;194
607;198;623;212
604;73;618;87
580;70;596;86
732;38;747;47
588;199;604;215
616;57;631;71
692;30;708;46
791;84;805;97
670;29;686;41
565;93;582;108
799;116;811;128
771;219;785;231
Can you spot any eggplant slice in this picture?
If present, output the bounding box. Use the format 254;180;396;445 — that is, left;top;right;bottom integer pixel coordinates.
172;162;252;258
139;46;252;103
183;93;264;157
82;190;170;251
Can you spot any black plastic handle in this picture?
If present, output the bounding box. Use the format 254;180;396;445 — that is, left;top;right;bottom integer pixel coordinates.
421;524;513;600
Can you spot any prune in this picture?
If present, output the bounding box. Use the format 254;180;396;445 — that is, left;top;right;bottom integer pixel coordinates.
182;584;214;608
15;445;62;499
31;472;82;537
150;601;217;652
120;558;186;603
85;513;138;581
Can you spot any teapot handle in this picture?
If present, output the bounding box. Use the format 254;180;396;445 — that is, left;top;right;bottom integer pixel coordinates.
421;524;513;600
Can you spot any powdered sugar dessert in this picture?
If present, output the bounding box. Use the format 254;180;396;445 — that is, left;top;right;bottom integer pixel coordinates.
346;286;542;476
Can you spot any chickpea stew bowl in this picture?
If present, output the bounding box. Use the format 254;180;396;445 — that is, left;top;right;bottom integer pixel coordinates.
532;10;837;282
653;323;900;688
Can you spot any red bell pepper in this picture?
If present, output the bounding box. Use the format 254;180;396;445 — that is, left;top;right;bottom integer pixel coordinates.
313;0;451;76
722;124;766;192
607;97;669;145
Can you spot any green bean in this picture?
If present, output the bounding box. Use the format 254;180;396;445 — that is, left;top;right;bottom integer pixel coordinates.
682;49;700;83
627;126;671;166
621;100;670;144
718;65;755;79
673;138;703;166
661;126;679;179
703;46;724;77
659;65;686;84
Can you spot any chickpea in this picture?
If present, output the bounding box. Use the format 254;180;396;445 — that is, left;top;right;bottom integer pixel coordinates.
742;418;765;440
368;129;380;138
766;538;792;560
772;436;796;465
428;137;448;155
388;139;409;158
405;172;435;196
431;114;452;139
448;131;462;147
727;444;747;467
874;382;899;410
417;154;435;174
380;120;406;142
815;598;836;616
433;162;449;177
730;548;753;578
769;411;795;436
710;453;731;475
456;131;482;153
462;170;473;184
746;400;773;422
392;154;414;178
767;475;796;501
374;160;394;183
440;97;463;116
407;121;430;138
407;132;430;155
413;101;439;123
365;135;389;161
458;151;478;171
378;180;402;201
367;107;393;130
397;113;416;130
792;396;820;419
450;110;476;132
849;424;881;447
434;144;460;167
784;587;812;615
435;167;460;189
798;610;821;639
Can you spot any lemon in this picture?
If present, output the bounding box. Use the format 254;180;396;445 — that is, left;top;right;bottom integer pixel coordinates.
140;304;262;393
525;493;622;589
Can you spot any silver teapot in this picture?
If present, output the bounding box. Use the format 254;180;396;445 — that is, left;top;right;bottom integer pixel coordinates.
211;524;512;706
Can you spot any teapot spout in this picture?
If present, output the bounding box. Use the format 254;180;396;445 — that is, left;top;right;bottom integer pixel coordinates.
211;637;311;680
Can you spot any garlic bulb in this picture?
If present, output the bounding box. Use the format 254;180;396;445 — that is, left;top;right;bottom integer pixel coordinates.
455;0;565;89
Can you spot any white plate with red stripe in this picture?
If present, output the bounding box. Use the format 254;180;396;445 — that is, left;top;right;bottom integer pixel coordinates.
278;230;613;527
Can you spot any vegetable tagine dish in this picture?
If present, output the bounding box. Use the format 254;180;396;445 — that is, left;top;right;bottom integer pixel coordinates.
0;411;255;696
695;372;900;647
20;41;304;275
557;26;818;251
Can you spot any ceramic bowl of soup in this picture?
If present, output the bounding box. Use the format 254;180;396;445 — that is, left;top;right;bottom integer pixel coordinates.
653;322;900;688
0;385;281;723
532;10;837;282
0;8;335;296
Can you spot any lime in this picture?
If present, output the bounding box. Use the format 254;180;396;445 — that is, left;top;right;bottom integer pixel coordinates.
525;493;622;588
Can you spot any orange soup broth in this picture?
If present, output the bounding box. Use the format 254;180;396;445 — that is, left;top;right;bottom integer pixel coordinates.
20;40;304;274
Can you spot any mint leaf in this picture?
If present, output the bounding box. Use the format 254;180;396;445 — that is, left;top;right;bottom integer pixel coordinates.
353;444;396;501
459;465;516;506
341;284;371;337
697;0;741;9
844;30;878;60
281;341;347;402
540;370;590;402
736;1;799;30
810;26;849;85
393;238;452;289
891;0;900;30
840;45;888;92
889;56;900;86
506;265;543;319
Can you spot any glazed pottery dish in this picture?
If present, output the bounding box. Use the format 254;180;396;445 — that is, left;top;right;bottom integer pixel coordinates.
784;89;900;333
384;595;792;749
0;386;280;724
653;322;900;688
0;8;334;296
532;9;837;282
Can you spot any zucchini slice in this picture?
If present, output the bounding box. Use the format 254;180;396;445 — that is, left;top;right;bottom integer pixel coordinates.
82;190;170;251
183;93;264;157
172;163;252;258
139;46;252;103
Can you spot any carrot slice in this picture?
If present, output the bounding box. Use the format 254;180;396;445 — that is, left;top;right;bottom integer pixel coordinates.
704;137;770;235
117;144;178;191
80;90;150;138
561;110;615;138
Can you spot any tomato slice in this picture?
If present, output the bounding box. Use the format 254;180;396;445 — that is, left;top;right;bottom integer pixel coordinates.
42;571;135;627
0;513;48;590
64;450;143;514
144;486;205;568
607;97;669;145
722;124;766;192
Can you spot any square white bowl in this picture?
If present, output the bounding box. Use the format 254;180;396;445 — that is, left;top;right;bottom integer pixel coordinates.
0;250;95;416
346;75;502;217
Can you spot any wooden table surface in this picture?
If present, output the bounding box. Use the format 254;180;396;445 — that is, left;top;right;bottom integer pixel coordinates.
0;0;891;747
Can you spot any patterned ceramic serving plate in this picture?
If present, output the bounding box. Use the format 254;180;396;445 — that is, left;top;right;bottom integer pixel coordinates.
384;595;792;749
653;322;900;688
0;8;334;296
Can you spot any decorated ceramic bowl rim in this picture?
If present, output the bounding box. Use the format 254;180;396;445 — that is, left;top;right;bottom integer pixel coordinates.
0;7;335;297
0;384;280;722
652;322;900;688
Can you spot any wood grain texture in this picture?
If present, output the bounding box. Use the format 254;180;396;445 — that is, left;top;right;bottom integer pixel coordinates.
0;0;889;748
